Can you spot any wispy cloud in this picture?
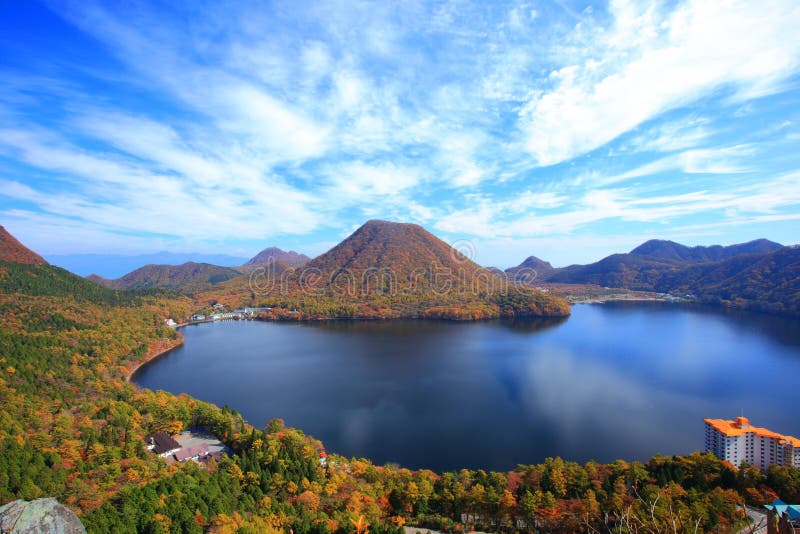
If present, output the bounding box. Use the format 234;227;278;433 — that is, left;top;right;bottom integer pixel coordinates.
0;0;798;261
519;0;800;166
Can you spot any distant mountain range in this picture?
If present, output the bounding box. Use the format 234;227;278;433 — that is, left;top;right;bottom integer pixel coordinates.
506;238;799;316
87;262;243;291
84;246;311;291
244;247;310;267
46;252;251;278
628;238;782;263
4;221;798;317
47;245;311;279
0;221;569;319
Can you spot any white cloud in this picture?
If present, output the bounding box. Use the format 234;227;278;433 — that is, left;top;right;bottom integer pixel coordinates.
219;84;331;162
320;161;423;203
1;0;799;259
601;144;756;184
520;0;800;166
626;117;712;153
436;169;800;242
0;127;322;241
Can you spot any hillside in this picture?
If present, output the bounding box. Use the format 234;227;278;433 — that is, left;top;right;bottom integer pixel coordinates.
48;251;250;278
655;246;800;315
246;220;571;319
244;246;310;267
544;253;684;288
91;261;242;291
505;255;556;283
304;220;484;281
508;238;799;316
630;238;783;263
0;226;47;265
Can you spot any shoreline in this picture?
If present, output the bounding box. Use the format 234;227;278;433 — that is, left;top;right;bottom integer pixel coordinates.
125;336;185;384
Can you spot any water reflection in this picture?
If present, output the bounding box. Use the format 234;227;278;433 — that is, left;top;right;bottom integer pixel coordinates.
134;304;800;471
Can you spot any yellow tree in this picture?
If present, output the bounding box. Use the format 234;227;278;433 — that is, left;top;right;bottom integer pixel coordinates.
349;514;369;534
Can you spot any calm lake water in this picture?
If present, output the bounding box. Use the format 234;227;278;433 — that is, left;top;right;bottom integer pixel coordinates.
134;302;800;471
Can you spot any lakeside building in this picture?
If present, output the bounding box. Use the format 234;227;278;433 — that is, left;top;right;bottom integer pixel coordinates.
704;417;800;470
145;432;181;458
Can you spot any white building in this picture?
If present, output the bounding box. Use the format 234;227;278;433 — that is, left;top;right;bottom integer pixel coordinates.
704;417;800;470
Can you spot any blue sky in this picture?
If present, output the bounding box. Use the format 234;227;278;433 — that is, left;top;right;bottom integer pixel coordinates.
1;0;799;269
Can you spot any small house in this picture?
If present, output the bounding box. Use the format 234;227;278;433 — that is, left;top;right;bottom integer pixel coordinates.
145;432;181;457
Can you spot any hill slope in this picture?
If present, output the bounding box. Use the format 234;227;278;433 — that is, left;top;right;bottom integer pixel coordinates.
630;238;782;263
544;253;684;288
92;262;242;291
245;246;310;267
304;220;484;282
0;226;47;265
505;255;556;283
655;246;800;315
509;238;798;316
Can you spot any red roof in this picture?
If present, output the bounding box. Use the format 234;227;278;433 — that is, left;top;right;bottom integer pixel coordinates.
174;444;209;462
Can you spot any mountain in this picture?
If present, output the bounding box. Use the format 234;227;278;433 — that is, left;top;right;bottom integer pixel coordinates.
510;237;798;316
544;252;684;288
484;266;506;277
655;246;800;315
92;262;242;291
244;247;310;267
0;225;47;265
539;239;786;289
47;251;250;278
250;220;570;319
86;273;113;286
505;255;556;283
304;220;483;278
630;238;783;263
0;227;141;305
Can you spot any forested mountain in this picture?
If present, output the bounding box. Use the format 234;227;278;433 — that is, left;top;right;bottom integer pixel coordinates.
48;251;250;278
0;225;47;265
504;255;556;282
629;238;783;263
241;220;571;319
89;262;242;291
542;253;685;287
656;245;800;315
306;220;468;274
2;226;800;532
507;238;798;316
244;246;311;267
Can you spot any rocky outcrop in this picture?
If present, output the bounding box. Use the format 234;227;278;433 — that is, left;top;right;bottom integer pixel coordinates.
0;498;85;533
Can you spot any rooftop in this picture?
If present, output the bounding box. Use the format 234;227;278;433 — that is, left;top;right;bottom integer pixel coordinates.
146;431;181;455
704;417;800;446
174;444;209;462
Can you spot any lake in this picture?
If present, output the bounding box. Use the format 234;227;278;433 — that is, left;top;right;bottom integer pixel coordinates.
133;302;800;472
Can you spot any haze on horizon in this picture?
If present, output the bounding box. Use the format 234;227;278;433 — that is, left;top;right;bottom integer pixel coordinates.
1;0;799;268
